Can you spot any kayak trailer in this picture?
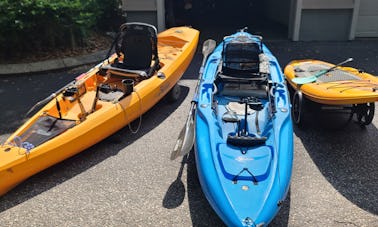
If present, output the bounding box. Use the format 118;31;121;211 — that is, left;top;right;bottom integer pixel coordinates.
284;59;378;127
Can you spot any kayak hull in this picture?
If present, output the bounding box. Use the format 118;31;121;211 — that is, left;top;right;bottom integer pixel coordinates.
0;26;199;196
194;32;293;226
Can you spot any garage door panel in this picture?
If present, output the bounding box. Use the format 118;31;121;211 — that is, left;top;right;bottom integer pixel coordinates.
356;0;378;37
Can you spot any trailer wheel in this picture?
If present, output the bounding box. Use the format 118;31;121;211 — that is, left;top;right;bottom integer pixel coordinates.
292;90;304;126
356;102;375;126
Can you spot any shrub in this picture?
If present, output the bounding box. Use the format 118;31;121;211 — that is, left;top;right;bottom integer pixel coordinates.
95;0;124;31
0;0;123;57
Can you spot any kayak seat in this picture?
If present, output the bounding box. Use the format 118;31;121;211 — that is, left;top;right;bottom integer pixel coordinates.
222;39;261;75
217;36;270;99
102;22;160;78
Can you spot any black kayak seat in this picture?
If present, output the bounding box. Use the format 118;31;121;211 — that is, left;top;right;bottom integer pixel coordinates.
216;35;269;99
222;38;261;75
102;22;160;78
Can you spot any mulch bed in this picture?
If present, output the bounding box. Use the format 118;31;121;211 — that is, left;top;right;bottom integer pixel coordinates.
0;33;113;64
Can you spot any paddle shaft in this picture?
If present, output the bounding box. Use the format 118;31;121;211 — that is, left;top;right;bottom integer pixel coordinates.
170;39;216;160
184;40;215;139
292;58;353;84
24;59;109;117
314;58;353;78
25;80;76;117
190;54;208;106
183;40;214;129
189;40;217;116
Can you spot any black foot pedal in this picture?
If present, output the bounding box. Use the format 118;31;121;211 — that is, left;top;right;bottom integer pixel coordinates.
227;134;267;147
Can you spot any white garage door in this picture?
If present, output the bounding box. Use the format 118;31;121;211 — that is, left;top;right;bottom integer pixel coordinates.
356;0;378;37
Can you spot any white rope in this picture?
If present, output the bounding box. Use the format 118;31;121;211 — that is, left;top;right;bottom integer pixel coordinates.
128;91;143;134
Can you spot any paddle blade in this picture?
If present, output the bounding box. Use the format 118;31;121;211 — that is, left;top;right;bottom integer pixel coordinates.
202;39;216;56
170;116;195;160
291;76;317;85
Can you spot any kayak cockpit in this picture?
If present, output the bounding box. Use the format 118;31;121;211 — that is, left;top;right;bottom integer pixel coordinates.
215;97;272;146
211;32;275;148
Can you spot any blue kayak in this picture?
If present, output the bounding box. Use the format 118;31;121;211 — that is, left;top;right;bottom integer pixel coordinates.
194;30;294;226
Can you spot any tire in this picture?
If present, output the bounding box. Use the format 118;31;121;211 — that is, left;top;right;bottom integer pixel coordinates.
286;80;295;100
356;102;375;126
292;90;304;126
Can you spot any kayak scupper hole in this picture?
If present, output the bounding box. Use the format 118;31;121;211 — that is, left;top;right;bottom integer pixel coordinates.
4;147;11;152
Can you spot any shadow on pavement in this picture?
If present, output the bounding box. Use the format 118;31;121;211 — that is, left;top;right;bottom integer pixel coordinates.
162;150;223;225
270;189;291;227
162;155;187;209
186;148;226;226
294;112;378;215
0;82;190;212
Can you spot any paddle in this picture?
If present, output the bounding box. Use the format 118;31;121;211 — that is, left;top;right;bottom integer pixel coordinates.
24;57;113;117
25;80;76;117
170;39;217;160
291;58;353;85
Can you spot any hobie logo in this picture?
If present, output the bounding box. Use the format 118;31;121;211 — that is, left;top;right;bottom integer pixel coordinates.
235;156;254;162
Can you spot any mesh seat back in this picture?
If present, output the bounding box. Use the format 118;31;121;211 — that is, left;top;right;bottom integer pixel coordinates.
115;23;158;70
223;40;261;74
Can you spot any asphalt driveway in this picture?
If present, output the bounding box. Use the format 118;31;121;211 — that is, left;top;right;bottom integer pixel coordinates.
0;39;377;226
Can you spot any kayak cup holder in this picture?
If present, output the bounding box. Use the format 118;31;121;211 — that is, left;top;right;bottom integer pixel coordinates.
122;79;134;96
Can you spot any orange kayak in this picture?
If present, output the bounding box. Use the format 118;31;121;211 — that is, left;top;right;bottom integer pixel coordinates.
0;25;199;196
285;59;378;105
